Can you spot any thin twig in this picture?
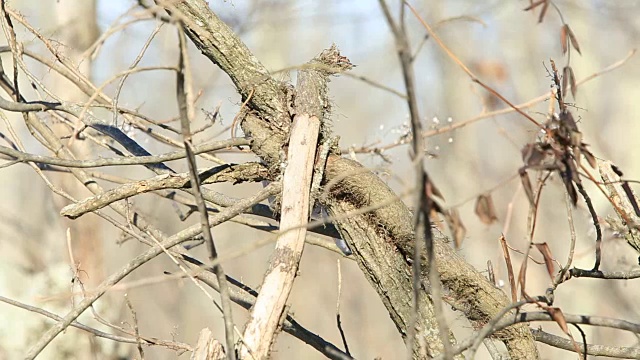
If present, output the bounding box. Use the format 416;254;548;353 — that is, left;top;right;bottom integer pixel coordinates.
532;329;640;359
437;307;640;359
575;182;603;271
569;268;640;279
379;1;452;358
518;172;550;298
24;182;279;360
0;295;192;351
176;25;236;360
0;138;248;168
335;260;351;356
406;2;548;135
110;22;163;128
554;188;578;287
125;294;145;359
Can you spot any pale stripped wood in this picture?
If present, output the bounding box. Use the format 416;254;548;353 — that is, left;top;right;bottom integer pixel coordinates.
239;114;320;359
191;328;225;360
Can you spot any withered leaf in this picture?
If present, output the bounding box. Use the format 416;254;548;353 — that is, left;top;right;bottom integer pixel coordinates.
425;170;444;200
547;307;584;356
562;66;569;97
446;208;466;248
573;144;582;169
565;24;582;55
611;164;624;177
547;307;570;334
569;130;582;148
562;66;578;99
622;182;640;217
522;143;547;168
499;235;517;302
566;178;578;206
524;0;546;11
517;254;528;298
561;169;578;206
534;242;555;279
475;193;499;225
560;25;568;54
538;0;550;23
583;149;597;169
568;66;577;98
519;168;536;206
487;260;496;286
570;131;583;167
560;110;578;132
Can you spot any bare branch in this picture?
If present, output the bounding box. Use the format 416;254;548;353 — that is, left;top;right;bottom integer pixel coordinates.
438;310;640;358
156;0;290;129
532;329;640;359
0;295;192;352
569;268;640;279
378;1;452;358
0;138;248;168
60;163;269;219
176;24;236;360
24;183;280;360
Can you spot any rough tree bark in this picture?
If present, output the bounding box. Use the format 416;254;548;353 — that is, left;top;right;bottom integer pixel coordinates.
158;0;539;358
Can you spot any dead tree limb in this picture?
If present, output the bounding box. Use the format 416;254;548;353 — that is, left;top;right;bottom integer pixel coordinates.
159;1;538;358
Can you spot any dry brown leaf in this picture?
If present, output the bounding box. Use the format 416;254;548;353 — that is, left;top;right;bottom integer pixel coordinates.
547;307;582;356
560;25;568;54
475;194;499;225
534;242;555;280
562;66;570;98
446;208;466;248
519;169;536;206
548;307;570;335
583;149;597;169
487;260;496;286
545;307;582;359
562;66;578;99
622;182;640;217
561;110;578;132
565;24;582;55
562;173;578;206
570;131;582;168
538;0;550;23
517;255;528;299
568;66;577;98
425;172;444;200
522;143;549;168
499;235;517;302
524;0;546;11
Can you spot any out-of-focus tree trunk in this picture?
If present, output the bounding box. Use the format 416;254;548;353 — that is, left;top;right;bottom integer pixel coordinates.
43;2;119;358
50;0;103;287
